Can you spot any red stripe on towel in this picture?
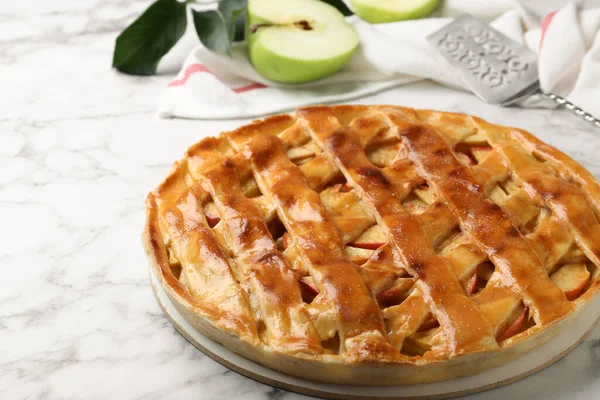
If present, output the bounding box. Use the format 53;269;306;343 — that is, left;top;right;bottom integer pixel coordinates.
168;64;211;87
540;11;557;50
233;82;267;93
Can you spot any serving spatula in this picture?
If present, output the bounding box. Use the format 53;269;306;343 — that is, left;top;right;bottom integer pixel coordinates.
427;14;599;128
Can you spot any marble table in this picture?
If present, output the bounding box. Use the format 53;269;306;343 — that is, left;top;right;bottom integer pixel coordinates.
2;0;600;399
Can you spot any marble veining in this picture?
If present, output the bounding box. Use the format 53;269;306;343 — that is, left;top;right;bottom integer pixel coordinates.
1;0;600;399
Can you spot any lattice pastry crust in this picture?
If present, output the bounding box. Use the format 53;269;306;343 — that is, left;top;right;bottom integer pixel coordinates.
143;106;600;385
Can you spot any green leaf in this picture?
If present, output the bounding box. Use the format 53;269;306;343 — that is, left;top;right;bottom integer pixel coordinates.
320;0;353;16
112;0;187;76
233;9;247;42
192;0;247;55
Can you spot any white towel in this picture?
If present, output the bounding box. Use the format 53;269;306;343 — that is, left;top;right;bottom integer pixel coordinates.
157;1;600;120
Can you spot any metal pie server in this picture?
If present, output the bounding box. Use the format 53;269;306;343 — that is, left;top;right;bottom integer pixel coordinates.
427;14;600;128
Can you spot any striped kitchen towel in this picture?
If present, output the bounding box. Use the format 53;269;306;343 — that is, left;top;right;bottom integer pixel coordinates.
157;1;600;120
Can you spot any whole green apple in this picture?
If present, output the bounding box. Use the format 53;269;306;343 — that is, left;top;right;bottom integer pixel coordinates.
350;0;439;24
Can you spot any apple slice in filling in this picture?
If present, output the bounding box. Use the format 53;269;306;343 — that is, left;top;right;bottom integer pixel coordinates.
551;263;590;301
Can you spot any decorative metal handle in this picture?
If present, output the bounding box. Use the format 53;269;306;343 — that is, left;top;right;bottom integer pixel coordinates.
544;93;600;128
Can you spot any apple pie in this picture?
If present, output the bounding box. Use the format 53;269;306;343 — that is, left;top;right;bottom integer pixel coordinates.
143;105;600;385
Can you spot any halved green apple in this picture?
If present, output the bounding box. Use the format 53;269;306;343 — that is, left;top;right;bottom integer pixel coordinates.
350;0;439;24
246;0;359;83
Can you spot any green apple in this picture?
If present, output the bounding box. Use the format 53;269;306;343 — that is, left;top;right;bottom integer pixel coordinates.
246;0;359;84
350;0;439;23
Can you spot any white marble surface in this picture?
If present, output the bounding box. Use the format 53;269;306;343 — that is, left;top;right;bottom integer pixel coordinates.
2;1;600;399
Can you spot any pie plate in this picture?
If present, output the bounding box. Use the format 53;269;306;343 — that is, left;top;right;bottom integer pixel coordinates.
149;266;600;399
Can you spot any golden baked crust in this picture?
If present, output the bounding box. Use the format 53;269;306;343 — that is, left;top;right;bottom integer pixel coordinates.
142;105;600;385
